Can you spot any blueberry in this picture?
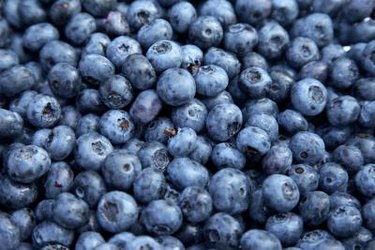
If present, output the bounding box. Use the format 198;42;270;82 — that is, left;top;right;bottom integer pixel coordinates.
289;131;326;165
0;65;36;97
262;174;300;213
10;208;35;241
239;67;271;99
319;162;349;194
3;0;23;29
209;168;251;214
359;101;375;128
299;191;330;226
125;236;162;250
168;2;197;34
262;145;292;175
299;61;328;83
287;164;319;194
39;41;78;72
76;114;100;136
242;51;269;71
99;110;135;145
137;18;173;49
240;229;282;250
171;99;207;133
342;0;375;23
0;49;19;73
362;198;375;232
49;0;82;26
137;141;170;172
102;150;142;191
329;57;359;89
204;47;241;79
224;23;258;56
32;221;74;248
0;108;24;139
189;135;213;165
23;23;59;52
97;191;138;233
236;126;271;160
277;109;309;135
101;10;130;37
265;213;303;246
328;206;362;238
133;167;166;204
146;40;182;73
144;117;174;144
73;170;106;207
257;21;290;60
106;36;142;69
0;212;21;250
34;199;55;222
188;16;223;49
130;89;162;124
59;105;81;129
342;227;373;250
126;0;162;30
81;0;116;17
94;243;118;250
75;231;105;250
44;161;74;198
82;32;110;56
75;132;113;171
235;0;272;25
79;54;115;86
355;164;375;198
242;98;279;121
99;75;133;109
201;90;234;110
108;232;135;249
326;95;360;126
194;65;229;97
333;145;364;174
204;212;243;250
211;142;246;170
245;113;279;141
271;0;299;26
156;236;184;250
297;230;345;250
156;68;196;106
330;191;361;210
76;88;106;114
18;0;47;26
180;44;203;74
353;78;375;101
360;41;375;76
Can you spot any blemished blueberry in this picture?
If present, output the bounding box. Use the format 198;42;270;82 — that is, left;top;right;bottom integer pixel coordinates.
277;109;309;135
133;167;166;204
180;44;203;74
206;103;242;142
141;199;182;236
359;101;375;128
224;23;258;56
328;206;362;238
168;2;196;34
137;19;173;49
82;32;110;56
97;191;138;233
189;135;213;165
102;150;142;191
245;113;279;141
299;61;328;83
137;141;171;172
171;99;207;133
125;236;162;250
240;229;282;250
204;47;241;79
0;174;38;210
236;126;271;160
76;88;106;114
262;145;293;175
199;0;236;28
211;142;246;170
266;213;304;246
48;0;82;26
144;117;174;144
167;128;197;157
330;191;361;210
32;221;74;248
79;54;115;86
271;0;299;26
297;230;345;250
326;96;361;126
156;68;196;106
235;0;272;25
239;66;271;99
39;40;78;72
0;108;24;139
75;231;105;250
0;49;19;73
59;106;81;129
257;21;290;60
0;65;36;97
81;0;116;17
130;90;162;124
73;170;106;207
353;77;375;101
99;75;133;109
262;174;300;213
204;212;243;250
178;186;213;224
194;65;229;97
0;212;21;250
44;161;74;198
319;162;349;194
201;90;234;111
329;57;359;89
106;36;142;69
146;40;182;73
286;37;320;69
121;53;156;90
342;227;373;250
76;114;100;136
355;164;375;198
333;145;364;174
242;98;279;121
48;63;81;99
287;164;319;195
299;191;330;226
18;0;47;26
126;0;162;30
167;157;209;190
10;208;35;241
75;132;114;171
188;16;223;50
23;23;59;52
209;168;251;215
52;192;90;229
99;110;135;145
289;131;326;164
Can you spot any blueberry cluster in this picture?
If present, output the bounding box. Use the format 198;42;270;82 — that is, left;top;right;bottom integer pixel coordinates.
2;0;375;249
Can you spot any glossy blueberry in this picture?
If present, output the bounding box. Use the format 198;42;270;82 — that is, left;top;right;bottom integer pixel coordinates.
76;114;100;136
354;78;375;101
26;94;62;128
81;0;116;17
138;141;170;172
287;164;319;194
44;162;73;198
299;191;330;226
189;135;212;165
32;221;74;248
79;54;115;86
156;68;196;106
0;65;36;97
333;145;363;174
75;132;113;171
18;0;47;26
10;208;35;241
204;212;243;250
75;231;105;250
319;162;349;194
262;174;300;213
106;36;142;69
39;41;78;72
73;170;106;208
99;75;133;109
76;88;106;114
99;110;135;145
240;229;282;250
125;236;162;250
0;49;19;73
0;108;24;139
188;16;223;49
257;21;289;60
126;0;162;30
146;40;182;73
121;53;156;90
236;126;271;160
130;90;162;124
23;23;59;52
209;168;250;214
169;2;197;34
133;167;166;204
262;145;292;175
211;142;246;170
204;47;241;79
266;213;303;246
224;23;258;56
326;96;360;126
137;19;173;49
82;32;110;56
167;128;197;157
328;206;362;238
49;0;82;26
0;212;21;250
235;0;272;25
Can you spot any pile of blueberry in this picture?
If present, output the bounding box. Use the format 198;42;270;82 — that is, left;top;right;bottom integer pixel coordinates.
3;0;375;249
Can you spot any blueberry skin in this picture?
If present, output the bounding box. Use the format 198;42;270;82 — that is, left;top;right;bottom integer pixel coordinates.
189;135;213;165
146;40;182;73
204;47;241;79
224;23;258;56
18;0;47;26
211;142;246;170
359;101;375;128
299;191;330;226
0;174;38;210
156;236;184;250
76;88;106;114
76;114;100;136
271;0;299;26
360;41;375;76
240;229;282;250
239;66;271;99
262;174;300;213
156;68;196;106
125;236;162;250
277;109;308;135
167;127;197;157
3;0;23;29
342;227;373;250
328;206;362;238
102;150;142;191
99;75;133;109
10;208;35;241
236;126;271;160
209;168;251;215
167;157;209;190
133;167;166;204
126;0;162;30
106;36;142;69
75;132;114;171
343;0;375;23
39;41;78;72
82;32;110;56
180;45;203;74
65;13;96;45
311;0;346;16
266;213;303;246
235;0;272;25
286;37;320;69
0;49;19;73
59;106;81;129
287;164;319;195
79;54;115;86
0;212;21;250
353;78;375;101
23;23;59;52
49;0;82;26
137;141;171;172
34;199;55;222
81;0;116;17
262;145;292;175
242;51;269;71
248;187;273;223
101;10;130;37
299;61;328;83
141;199;182;236
32;221;74;248
329;57;359;89
257;21;289;60
99;110;135;145
73;170;106;207
0;65;36;97
130;90;162;124
362;198;375;232
355;164;375;198
144;117;174;144
330;192;361;210
121;53;157;90
169;2;197;34
268;70;294;104
347;135;375;164
94;243;119;250
0;108;24;139
194;65;229;97
137;18;173;49
188;16;223;50
333;145;364;174
206;103;242;142
245;113;279;142
75;231;105;250
171;98;207;133
204;212;243;250
108;232;136;249
319;162;349;194
297;230;345;250
326;96;360;126
97;191;138;233
44;162;74;198
242;98;279;121
201;90;234;110
199;0;236;28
